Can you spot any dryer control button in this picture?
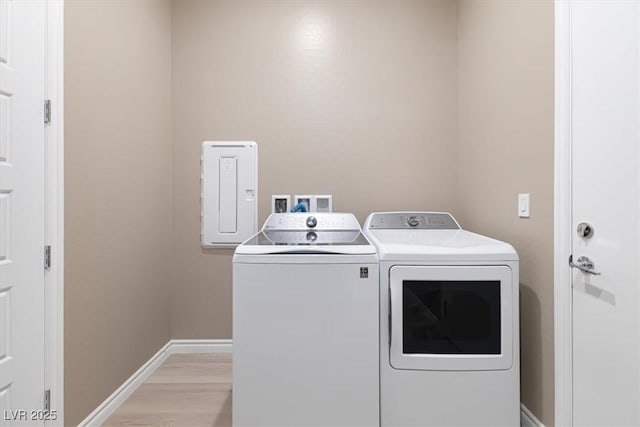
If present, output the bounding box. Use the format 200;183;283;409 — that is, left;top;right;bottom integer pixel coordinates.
407;216;420;227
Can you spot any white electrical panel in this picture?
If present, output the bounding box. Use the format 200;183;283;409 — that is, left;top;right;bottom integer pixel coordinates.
201;141;257;248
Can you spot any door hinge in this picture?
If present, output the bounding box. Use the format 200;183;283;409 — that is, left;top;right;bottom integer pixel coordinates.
44;389;51;412
44;99;51;124
44;245;51;270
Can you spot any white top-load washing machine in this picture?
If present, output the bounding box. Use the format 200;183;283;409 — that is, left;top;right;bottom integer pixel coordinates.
232;213;379;427
364;212;520;427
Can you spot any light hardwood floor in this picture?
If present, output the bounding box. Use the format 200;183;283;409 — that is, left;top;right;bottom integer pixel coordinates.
103;353;232;427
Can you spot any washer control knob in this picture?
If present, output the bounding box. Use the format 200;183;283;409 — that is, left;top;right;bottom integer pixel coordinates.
306;216;318;228
407;216;420;227
306;231;317;242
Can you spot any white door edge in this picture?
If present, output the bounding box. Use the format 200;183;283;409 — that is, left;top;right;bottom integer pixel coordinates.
43;1;64;425
553;0;573;426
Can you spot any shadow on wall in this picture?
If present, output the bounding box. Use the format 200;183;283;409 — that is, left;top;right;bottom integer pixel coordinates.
520;283;543;413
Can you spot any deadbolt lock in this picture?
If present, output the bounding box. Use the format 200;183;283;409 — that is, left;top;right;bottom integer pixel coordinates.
577;222;594;239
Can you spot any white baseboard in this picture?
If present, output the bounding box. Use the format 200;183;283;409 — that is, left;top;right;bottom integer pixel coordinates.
168;338;232;354
521;404;545;427
78;339;233;427
77;341;171;427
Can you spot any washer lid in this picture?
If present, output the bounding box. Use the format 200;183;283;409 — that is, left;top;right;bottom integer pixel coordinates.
364;212;518;262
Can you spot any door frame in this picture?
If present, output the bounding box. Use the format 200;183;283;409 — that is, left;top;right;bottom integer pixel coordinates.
43;1;64;424
554;0;573;426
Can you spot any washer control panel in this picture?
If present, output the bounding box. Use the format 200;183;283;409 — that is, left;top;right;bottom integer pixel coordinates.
368;212;460;230
263;213;360;231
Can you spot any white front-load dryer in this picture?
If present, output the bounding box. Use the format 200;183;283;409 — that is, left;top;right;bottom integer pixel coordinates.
364;212;520;427
233;213;379;427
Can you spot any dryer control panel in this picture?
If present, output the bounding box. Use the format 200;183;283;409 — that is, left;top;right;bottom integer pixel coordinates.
368;212;460;230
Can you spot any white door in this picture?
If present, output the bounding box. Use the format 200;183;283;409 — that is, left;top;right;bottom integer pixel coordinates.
0;1;46;424
570;1;640;425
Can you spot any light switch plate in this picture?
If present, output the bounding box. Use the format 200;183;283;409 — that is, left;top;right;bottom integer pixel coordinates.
518;193;530;218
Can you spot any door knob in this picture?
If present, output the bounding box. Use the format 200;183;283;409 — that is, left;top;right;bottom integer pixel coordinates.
577;222;594;238
569;254;601;275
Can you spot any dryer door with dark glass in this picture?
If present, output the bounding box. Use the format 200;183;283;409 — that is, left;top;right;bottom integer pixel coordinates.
389;265;513;371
